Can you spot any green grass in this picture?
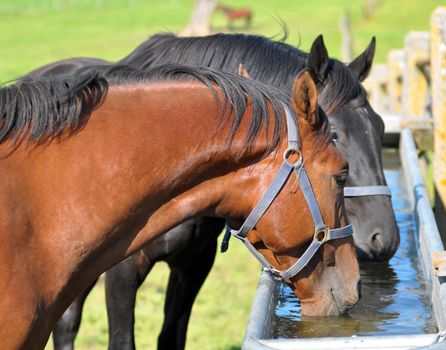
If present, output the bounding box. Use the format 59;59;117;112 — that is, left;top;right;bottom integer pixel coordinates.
44;236;260;350
4;1;444;348
1;0;443;81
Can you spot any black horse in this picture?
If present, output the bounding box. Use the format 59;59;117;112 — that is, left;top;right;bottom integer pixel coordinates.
25;33;399;350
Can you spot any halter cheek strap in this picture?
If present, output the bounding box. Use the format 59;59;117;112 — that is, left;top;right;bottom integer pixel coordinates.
221;106;353;280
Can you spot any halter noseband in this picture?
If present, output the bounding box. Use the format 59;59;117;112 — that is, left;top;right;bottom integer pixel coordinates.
222;107;353;280
344;186;391;197
338;98;392;199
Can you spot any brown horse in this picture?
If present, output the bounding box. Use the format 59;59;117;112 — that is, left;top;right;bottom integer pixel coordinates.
0;64;359;348
215;4;252;29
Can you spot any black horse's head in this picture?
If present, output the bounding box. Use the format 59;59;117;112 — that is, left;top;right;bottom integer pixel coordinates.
307;36;399;261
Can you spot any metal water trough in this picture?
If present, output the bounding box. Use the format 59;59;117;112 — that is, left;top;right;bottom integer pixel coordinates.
242;128;446;350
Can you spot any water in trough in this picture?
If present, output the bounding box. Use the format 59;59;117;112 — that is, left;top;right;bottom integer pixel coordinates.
272;148;438;338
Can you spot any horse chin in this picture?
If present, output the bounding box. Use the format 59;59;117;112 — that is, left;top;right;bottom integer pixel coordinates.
297;284;360;316
299;294;349;316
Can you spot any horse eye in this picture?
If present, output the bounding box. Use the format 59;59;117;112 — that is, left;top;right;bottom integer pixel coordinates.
335;173;347;187
332;132;338;141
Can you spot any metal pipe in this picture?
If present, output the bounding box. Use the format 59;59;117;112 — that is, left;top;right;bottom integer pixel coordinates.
243;270;277;342
259;333;442;349
400;128;443;252
400;128;446;331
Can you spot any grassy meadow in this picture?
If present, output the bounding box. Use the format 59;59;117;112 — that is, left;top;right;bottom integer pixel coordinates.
1;0;443;349
54;241;261;350
1;0;443;82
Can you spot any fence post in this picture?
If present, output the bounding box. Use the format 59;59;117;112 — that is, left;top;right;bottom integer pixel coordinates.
431;7;446;208
387;49;405;115
402;31;430;118
340;11;353;62
363;64;389;114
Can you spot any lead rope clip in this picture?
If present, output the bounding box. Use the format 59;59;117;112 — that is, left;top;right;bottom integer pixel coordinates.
220;222;232;253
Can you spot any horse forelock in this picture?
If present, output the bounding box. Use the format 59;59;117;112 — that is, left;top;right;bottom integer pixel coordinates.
317;60;364;117
311;106;332;151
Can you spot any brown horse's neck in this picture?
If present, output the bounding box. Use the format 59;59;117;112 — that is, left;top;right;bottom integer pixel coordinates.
94;83;278;254
0;82;282;348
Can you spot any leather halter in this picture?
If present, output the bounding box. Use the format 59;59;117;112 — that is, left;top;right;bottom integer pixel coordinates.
344;186;391;197
337;97;392;199
222;107;353;280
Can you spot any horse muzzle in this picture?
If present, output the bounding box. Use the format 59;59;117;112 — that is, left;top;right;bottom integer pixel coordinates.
299;277;361;316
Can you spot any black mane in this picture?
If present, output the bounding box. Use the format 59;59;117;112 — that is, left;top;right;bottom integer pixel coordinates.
105;64;291;154
0;64;293;152
0;72;107;143
118;33;362;115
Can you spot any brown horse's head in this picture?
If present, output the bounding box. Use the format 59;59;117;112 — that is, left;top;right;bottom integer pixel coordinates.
227;70;360;316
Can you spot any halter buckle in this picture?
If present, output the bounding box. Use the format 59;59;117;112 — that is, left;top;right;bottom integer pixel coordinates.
314;226;329;243
283;147;302;167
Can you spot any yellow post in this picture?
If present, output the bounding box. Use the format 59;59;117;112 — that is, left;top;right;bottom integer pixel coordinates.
387;49;405;115
431;7;446;206
367;64;390;114
402;31;430;118
362;75;372;99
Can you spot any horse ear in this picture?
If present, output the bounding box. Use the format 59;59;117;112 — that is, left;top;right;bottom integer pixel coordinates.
307;34;329;82
238;63;251;78
348;37;376;82
292;69;319;127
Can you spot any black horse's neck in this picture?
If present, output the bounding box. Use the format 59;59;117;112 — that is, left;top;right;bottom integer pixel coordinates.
118;33;362;116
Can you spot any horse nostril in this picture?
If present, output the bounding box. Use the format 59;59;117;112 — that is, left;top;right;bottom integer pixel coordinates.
371;232;380;242
362;228;399;262
370;232;383;250
369;232;392;261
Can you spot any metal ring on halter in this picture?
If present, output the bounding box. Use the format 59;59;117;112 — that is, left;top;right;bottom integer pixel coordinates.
283;147;302;167
314;226;329;243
